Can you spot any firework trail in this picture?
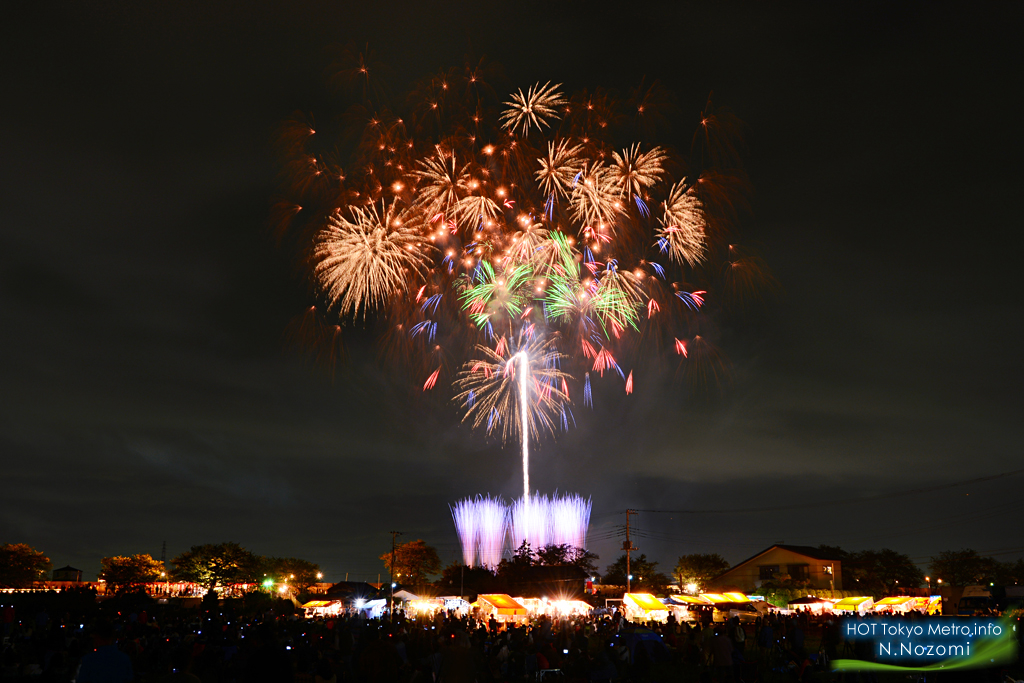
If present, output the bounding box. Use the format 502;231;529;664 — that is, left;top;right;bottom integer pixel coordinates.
477;496;507;569
517;351;530;504
510;493;551;552
452;495;508;568
453;334;569;486
451;497;480;566
550;493;592;549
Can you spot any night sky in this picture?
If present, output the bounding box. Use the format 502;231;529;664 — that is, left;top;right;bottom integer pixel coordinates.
2;0;1022;582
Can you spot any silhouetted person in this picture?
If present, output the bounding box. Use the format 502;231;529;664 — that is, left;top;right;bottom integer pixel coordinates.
76;621;133;683
438;630;475;683
358;627;400;683
710;627;734;681
245;624;294;683
159;647;200;683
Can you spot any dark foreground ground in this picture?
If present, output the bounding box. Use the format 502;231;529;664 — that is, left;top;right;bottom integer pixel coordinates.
1;590;1021;682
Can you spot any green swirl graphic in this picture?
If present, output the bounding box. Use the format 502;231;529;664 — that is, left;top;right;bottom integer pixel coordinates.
832;619;1018;673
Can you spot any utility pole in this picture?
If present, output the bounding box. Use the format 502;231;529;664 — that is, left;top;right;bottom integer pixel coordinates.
389;531;402;617
161;541;168;594
624;510;637;594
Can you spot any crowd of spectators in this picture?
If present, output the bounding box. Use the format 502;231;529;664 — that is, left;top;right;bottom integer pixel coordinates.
2;591;1021;682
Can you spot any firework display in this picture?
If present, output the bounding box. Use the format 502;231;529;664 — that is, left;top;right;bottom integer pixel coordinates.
275;58;763;431
451;493;592;568
550;493;592;550
275;56;765;560
451;497;481;567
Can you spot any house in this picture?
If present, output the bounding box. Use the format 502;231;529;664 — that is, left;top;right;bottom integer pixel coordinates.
52;566;83;582
706;545;843;593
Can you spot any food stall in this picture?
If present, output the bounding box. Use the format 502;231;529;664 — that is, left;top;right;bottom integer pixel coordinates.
302;599;344;618
623;593;670;623
787;596;833;615
832;596;874;615
664;594;711;622
873;596;918;614
473;594;529;622
519;597;593;617
913;596;942;615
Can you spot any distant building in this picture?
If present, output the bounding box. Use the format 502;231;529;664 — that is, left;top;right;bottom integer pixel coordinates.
323;581;382;604
706;545;843;593
52;566;83;582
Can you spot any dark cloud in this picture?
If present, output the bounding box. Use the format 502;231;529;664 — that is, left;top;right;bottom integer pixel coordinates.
1;0;1022;581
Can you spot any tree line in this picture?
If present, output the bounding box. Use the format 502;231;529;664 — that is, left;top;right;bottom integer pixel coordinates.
0;542;321;595
5;541;1022;595
672;546;1024;597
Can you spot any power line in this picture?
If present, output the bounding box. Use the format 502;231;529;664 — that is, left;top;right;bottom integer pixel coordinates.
630;468;1024;515
835;498;1024;546
908;546;1024;563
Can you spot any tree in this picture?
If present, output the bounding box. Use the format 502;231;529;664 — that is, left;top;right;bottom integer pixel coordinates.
873;549;925;593
380;539;442;585
99;554;165;594
603;554;671;592
536;544;572;566
496;541;536;585
171;543;260;591
816;545;848;559
535;544;600;575
842;549;923;595
262;557;321;592
0;543;51;588
929;549;996;587
437;562;499;597
992;558;1024;586
674;553;730;592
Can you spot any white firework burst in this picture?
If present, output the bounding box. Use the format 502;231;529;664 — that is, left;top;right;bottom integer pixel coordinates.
453;494;591;567
570;162;623;231
506;221;550;264
510;493;552;551
549;494;591;549
500;82;567;136
657;178;707;267
455;193;502;231
536;139;584;202
451;498;480;566
452;495;507;568
453;335;571;446
476;497;507;569
411;146;472;220
610;143;667;198
313;201;431;316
